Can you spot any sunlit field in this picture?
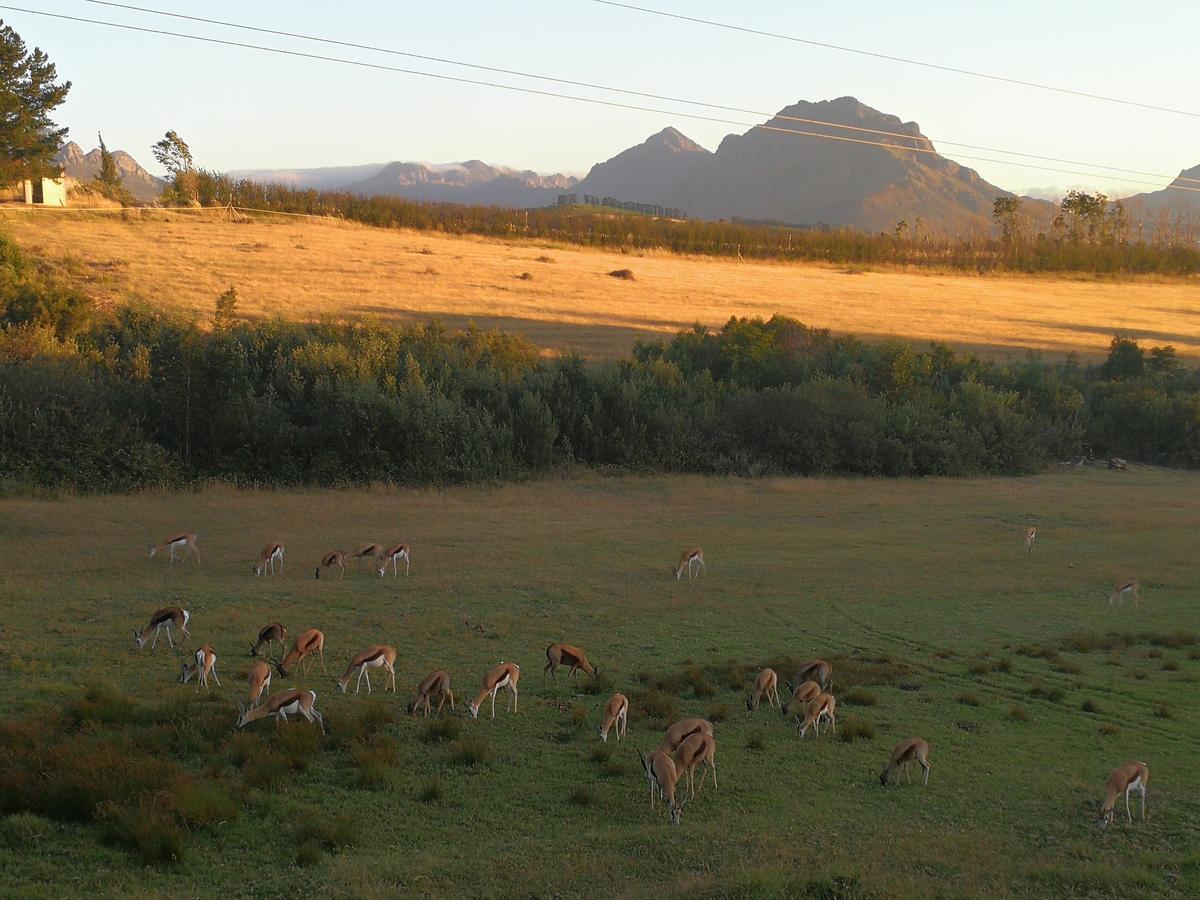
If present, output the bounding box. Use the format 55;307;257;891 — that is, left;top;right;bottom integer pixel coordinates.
4;209;1199;360
1;469;1198;897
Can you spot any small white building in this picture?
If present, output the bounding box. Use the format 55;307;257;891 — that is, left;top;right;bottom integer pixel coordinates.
23;177;68;207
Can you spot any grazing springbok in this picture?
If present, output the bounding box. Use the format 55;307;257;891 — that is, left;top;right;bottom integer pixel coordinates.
250;623;287;658
637;748;686;825
254;542;284;576
673;732;717;799
406;670;454;717
149;533;199;564
236;689;325;735
350;543;384;571
132;607;190;650
598;692;629;742
544;643;597;682
780;680;822;716
1099;761;1149;827
746;668;780;711
246;661;272;708
276;628;326;677
880;737;931;786
658;718;714;754
672;547;705;581
1024;526;1037;553
314;551;346;580
335;645;397;694
378;543;411;577
794;659;833;690
179;645;220;691
1109;579;1141;607
797;693;837;738
467;662;521;719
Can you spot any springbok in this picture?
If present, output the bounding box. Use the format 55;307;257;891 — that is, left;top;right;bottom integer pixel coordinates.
254;542;284;576
1099;761;1149;827
314;551;346;580
1109;579;1140;607
658;718;714;754
179;645;220;691
797;693;837;738
794;659;833;690
673;732;717;799
246;661;272;708
780;680;822;716
236;689;325;735
1024;526;1037;553
335;645;397;694
597;692;628;742
637;748;686;825
746;668;780;711
880;737;931;786
250;623;287;658
672;548;705;581
544;643;597;682
132;607;190;650
149;533;199;564
406;670;454;717
378;543;411;577
276;628;326;677
350;544;384;571
467;662;520;719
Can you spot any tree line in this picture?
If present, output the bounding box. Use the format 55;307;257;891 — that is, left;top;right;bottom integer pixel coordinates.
2;231;1197;492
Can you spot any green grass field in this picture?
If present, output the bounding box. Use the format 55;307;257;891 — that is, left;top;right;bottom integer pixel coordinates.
1;470;1198;898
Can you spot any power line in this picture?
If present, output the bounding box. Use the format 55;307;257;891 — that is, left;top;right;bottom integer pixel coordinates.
6;5;1198;194
72;0;1200;187
592;0;1200;120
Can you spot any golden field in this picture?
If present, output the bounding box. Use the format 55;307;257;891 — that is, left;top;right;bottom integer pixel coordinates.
4;207;1199;358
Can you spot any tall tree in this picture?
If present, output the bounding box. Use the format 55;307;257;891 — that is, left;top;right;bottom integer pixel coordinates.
0;19;72;185
152;130;196;203
93;131;128;201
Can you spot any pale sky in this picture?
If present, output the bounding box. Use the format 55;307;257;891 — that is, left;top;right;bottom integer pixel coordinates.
8;0;1199;198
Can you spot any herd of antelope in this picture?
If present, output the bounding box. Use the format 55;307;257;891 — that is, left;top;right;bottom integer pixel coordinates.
139;530;1151;828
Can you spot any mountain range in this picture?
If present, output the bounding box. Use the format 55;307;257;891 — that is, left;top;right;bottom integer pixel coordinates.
54;142;165;202
59;97;1199;234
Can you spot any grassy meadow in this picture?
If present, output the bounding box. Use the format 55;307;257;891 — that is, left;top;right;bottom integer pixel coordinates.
4;209;1200;360
1;469;1198;897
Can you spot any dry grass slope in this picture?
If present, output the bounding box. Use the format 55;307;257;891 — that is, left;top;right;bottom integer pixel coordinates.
4;208;1199;359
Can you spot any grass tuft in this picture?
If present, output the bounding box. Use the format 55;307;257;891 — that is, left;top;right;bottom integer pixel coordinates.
1009;705;1030;722
454;736;492;767
838;717;875;742
957;692;983;707
422;717;462;744
844;688;878;707
420;776;444;805
568;785;595;806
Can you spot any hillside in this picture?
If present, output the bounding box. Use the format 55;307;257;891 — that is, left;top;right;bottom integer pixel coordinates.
3;209;1197;360
54;142;165;202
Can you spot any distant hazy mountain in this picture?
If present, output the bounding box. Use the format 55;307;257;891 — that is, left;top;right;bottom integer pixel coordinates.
54;142;165;202
226;163;389;192
341;160;578;206
574;97;1008;234
1121;163;1200;214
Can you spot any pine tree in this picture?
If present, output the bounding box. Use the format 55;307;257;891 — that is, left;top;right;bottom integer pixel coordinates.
93;131;130;202
0;20;72;185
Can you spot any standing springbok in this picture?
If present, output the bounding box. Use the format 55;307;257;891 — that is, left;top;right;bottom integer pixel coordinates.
246;660;272;708
672;548;705;581
1024;526;1037;553
1099;761;1149;827
314;551;346;580
673;732;717;799
467;662;521;719
250;623;287;658
746;668;780;711
406;670;454;717
598;692;629;742
880;737;931;786
335;645;397;694
794;659;833;690
276;628;326;677
132;607;190;650
378;543;411;577
236;689;325;735
780;680;822;716
544;643;597;682
1109;579;1141;607
254;542;284;576
149;533;199;564
797;693;837;738
179;645;220;691
658;718;714;754
637;748;686;825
